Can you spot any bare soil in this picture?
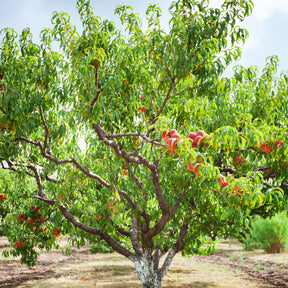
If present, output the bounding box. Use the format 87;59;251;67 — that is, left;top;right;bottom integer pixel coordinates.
0;237;287;288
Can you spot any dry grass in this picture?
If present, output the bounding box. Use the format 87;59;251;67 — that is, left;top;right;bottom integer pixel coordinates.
1;237;286;288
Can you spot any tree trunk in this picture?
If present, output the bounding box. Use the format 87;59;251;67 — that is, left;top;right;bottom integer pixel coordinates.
132;249;175;288
132;250;161;288
133;258;162;287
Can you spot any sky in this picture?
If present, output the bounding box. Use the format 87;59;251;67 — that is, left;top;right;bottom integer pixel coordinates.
0;0;288;76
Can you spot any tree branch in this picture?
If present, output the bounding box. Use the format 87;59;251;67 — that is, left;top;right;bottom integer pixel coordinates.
15;135;144;217
93;124;156;230
28;164;45;197
100;130;164;147
170;184;189;216
149;158;169;214
148;91;155;125
90;65;101;108
152;245;161;271
159;249;176;280
109;217;132;237
45;175;64;183
17;136;113;189
93;124;154;168
47;137;52;155
39;105;49;152
174;223;189;253
31;195;55;205
165;64;173;81
117;189;138;210
3;159;34;178
125;161;143;190
151;79;175;125
145;182;186;241
94;123;169;216
219;165;284;190
130;216;143;256
59;205;136;260
263;169;276;180
90;90;101;108
174;85;200;96
0;107;6;114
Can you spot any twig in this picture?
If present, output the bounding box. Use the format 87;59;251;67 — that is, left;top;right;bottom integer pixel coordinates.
0;107;6;114
99;130;164;147
90;90;101;108
174;85;200;96
31;195;55;205
39;105;49;152
125;161;143;190
46;175;64;183
151;80;175;125
165;64;173;81
149;92;155;125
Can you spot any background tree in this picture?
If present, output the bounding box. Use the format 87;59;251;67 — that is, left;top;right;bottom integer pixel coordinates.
0;0;287;287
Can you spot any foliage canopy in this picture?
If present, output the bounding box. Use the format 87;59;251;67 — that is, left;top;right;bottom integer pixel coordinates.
0;0;287;286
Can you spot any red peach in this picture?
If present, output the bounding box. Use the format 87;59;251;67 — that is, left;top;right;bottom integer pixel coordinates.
194;165;200;176
188;132;197;140
109;201;115;207
192;136;202;148
188;162;193;171
171;133;180;139
235;156;244;163
276;140;283;150
162;131;168;138
168;129;177;137
218;175;228;188
196;130;205;137
167;138;177;151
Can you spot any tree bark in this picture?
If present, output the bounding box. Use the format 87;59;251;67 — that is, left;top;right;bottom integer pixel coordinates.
133;250;163;288
132;245;181;288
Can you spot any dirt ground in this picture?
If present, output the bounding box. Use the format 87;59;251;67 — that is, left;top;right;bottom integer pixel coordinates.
0;237;287;288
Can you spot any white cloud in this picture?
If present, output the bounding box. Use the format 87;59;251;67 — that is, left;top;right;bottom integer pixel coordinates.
240;0;288;52
251;0;288;22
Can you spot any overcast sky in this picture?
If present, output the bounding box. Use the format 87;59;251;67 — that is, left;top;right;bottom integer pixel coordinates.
1;0;288;76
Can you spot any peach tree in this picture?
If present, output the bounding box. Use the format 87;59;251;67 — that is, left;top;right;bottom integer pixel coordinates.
0;0;287;287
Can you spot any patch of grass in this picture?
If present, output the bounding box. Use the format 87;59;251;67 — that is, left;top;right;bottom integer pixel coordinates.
256;263;265;271
242;212;288;253
239;256;246;262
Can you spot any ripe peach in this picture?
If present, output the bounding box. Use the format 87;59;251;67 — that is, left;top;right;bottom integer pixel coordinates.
188;162;194;171
196;130;205;137
162;131;168;138
168;129;177;137
188;132;197;140
171;133;180;139
194;165;200;176
167;138;177;151
218;175;228;188
235;156;244;163
192;136;202;148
